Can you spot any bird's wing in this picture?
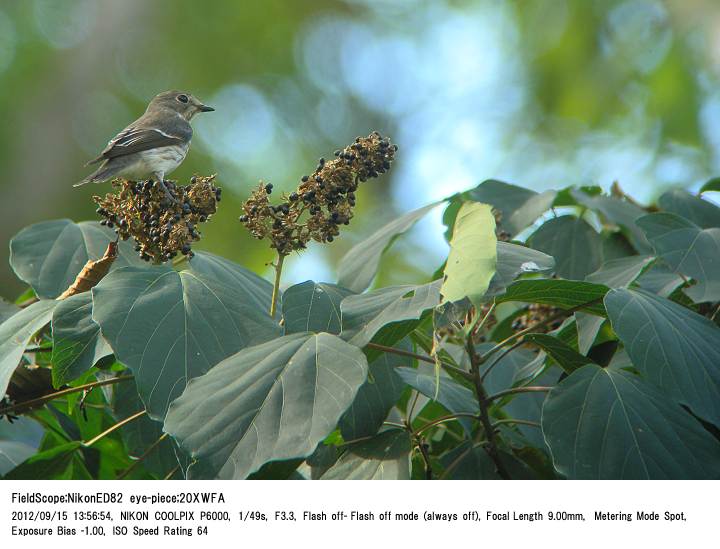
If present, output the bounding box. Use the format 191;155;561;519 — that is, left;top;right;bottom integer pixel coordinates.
86;114;192;165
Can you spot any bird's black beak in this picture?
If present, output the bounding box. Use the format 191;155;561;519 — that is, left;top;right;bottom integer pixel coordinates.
198;104;215;112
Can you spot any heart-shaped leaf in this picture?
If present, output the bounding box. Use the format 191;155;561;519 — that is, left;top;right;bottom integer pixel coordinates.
51;293;112;387
92;256;281;419
0;300;57;398
542;365;720;479
585;255;655;288
440;202;497;305
658;189;720;228
341;280;441;348
164;332;368;479
283;281;353;335
637;213;720;303
337;202;441;293
10;219;142;299
605;288;720;427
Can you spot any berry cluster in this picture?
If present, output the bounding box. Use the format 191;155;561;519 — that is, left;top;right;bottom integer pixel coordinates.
239;132;397;256
93;175;221;263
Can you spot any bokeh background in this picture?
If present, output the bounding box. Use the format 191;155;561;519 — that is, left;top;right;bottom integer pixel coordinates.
2;0;720;297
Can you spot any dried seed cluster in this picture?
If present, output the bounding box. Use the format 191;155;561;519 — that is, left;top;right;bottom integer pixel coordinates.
93;176;221;263
511;303;562;332
240;132;397;255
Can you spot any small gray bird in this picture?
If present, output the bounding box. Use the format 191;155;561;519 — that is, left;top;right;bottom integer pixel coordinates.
76;90;214;188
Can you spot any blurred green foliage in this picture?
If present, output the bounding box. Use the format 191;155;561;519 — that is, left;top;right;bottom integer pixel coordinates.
1;0;719;297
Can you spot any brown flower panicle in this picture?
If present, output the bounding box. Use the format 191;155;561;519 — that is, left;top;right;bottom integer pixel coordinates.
93;175;221;263
239;132;397;255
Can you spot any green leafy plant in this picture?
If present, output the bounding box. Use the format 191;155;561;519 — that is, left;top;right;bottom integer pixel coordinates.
1;142;719;479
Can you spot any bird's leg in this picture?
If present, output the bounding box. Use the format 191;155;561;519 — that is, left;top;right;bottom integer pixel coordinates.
152;172;179;206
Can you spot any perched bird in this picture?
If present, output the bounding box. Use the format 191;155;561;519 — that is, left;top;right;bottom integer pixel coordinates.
76;90;214;189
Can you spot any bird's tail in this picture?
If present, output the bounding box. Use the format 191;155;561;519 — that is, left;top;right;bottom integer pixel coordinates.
74;162;113;187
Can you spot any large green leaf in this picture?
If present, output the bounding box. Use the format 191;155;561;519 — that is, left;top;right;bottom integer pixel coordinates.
0;417;44;476
0;299;19;324
164;333;368;479
282;281;353;335
498;279;609;315
487;242;555;296
658;189;720;228
440;441;499;479
542;365;720;479
341;280;441;348
189;251;278;314
0;300;57;399
440;202;497;305
524;333;594;374
340;339;410;441
4;441;87;480
396;366;478;434
9;219;142;299
527;215;602;280
468;179;556;236
585;255;655;288
571;190;651;253
337;202;441;293
51;293;112;387
605;288;720;426
92;259;280;419
700;177;720;194
636;213;720;303
112;377;184;479
636;264;685;297
320;429;411;480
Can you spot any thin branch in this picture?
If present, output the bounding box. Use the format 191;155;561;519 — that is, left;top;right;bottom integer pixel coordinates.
0;375;134;416
366;342;473;381
491;418;541;430
480;339;525;382
116;433;169;480
83;410;147;447
270;254;285;318
478;298;602;365
415;413;480;435
484;386;551;404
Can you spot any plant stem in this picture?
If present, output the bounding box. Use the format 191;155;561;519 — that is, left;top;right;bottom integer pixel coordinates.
163;464;181;480
0;375;134;416
414;435;434;480
270;254;285;318
480;339;525;383
366;342;473;381
491;418;541;430
465;336;510;479
484;386;551;404
83;410;147;447
116;433;169;480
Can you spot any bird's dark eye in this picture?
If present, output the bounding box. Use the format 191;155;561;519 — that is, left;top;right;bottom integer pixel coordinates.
177;94;189;104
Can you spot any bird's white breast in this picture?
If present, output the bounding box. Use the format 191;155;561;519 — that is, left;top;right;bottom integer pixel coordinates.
120;143;190;179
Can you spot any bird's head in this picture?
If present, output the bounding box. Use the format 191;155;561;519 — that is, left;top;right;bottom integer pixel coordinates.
148;90;215;121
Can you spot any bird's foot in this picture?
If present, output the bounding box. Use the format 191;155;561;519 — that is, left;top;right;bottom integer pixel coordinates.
154;179;180;207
